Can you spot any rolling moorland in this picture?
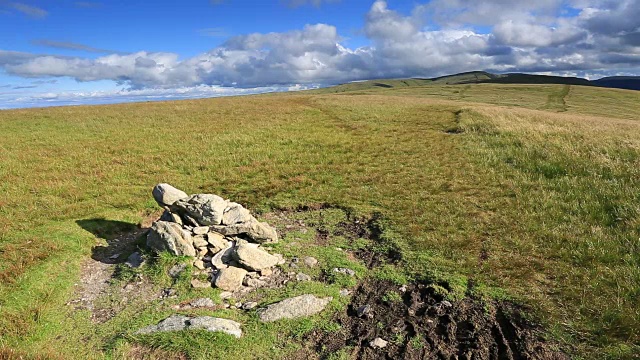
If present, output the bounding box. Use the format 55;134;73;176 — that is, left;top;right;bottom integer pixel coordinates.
0;77;639;359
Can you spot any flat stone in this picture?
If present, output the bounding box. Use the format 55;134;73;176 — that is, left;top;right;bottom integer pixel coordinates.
136;315;241;338
193;235;208;248
152;183;188;208
193;259;205;270
303;256;318;267
233;242;279;271
211;241;235;269
147;221;196;257
259;294;332;322
214;267;247;291
207;232;229;252
189;316;242;338
172;194;228;226
296;273;312;281
219;291;233;300
211;217;278;243
242;302;258;310
193;226;209;235
191;279;211;288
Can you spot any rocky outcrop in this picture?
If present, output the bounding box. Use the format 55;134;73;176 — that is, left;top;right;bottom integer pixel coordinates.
259;294;332;322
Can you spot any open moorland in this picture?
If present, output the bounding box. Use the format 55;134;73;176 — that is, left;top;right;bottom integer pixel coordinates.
0;80;639;359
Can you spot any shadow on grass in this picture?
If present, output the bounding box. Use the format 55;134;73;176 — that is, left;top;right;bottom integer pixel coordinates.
76;218;145;264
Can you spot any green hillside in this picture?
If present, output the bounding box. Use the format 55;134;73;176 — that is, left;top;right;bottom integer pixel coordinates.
1;83;639;359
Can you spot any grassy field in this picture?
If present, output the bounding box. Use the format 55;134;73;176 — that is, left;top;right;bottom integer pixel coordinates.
0;82;639;359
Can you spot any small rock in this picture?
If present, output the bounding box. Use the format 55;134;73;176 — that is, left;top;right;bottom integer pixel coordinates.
339;289;351;297
399;285;408;292
370;337;388;349
219;291;233;300
441;300;453;308
190;298;215;308
207;232;228;251
147;221;196;257
222;202;252;225
169;263;187;277
189;316;242;338
137;315;189;334
191;279;211;288
152;183;188;208
296;273;312;281
109;253;120;260
193;235;208;248
214;267;247;292
193;226;210;235
245;278;267;288
211;217;278;243
211;241;235;269
125;252;144;268
242;302;258;310
289;263;299;269
303;256;318;267
357;304;372;318
259;294;332;322
333;268;356;276
159;209;183;225
193;259;205;270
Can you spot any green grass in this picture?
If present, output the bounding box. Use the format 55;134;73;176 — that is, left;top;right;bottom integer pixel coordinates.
0;83;639;359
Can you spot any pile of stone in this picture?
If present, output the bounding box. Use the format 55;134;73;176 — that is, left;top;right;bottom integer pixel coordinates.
147;183;284;291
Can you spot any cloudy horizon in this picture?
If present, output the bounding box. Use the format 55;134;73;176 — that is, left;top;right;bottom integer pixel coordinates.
1;0;638;109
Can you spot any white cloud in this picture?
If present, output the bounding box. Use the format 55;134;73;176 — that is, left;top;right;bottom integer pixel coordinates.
0;0;638;100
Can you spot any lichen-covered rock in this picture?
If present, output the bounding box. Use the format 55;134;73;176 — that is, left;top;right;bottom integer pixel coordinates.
214;266;247;291
233;242;279;271
172;194;228;226
147;221;196;257
259;294;332;322
152;183;188;207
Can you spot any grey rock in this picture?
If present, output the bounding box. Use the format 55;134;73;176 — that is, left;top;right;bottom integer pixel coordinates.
189;316;242;338
211;241;235;269
441;300;453;308
211;217;278;243
333;268;356;277
370;337;388;349
152;183;188;208
125;252;144;268
169;263;187;277
147;221;196;257
190;298;215;308
136;315;241;338
296;273;312;282
303;256;318;268
259;294;332;322
214;267;247;291
222;202;252;225
233;242;279;271
172;194;228;226
193;226;209;235
245;278;267;288
193;259;205;270
339;289;351;297
193;235;208;248
207;232;229;252
219;291;233;300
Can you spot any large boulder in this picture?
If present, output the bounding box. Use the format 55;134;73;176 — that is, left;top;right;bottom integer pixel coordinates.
172;194;227;226
136;315;242;338
214;266;247;291
147;221;196;257
233;242;279;271
259;294;332;322
152;183;188;208
212;217;278;243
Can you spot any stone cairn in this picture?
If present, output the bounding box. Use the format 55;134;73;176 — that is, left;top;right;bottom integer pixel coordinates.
147;183;285;292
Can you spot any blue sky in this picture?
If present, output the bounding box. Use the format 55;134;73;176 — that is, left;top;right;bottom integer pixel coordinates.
0;0;639;108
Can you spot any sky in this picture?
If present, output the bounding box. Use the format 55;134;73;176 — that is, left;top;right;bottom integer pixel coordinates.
0;0;639;109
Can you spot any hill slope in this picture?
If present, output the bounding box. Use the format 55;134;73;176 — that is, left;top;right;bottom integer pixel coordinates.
0;83;639;359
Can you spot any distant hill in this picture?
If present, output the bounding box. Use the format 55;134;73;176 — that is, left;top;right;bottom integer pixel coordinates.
592;76;640;91
324;71;638;92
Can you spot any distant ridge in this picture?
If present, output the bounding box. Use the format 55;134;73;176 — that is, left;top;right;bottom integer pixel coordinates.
419;71;638;90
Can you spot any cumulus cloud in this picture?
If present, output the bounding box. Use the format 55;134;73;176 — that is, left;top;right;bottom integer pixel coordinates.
0;0;638;95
